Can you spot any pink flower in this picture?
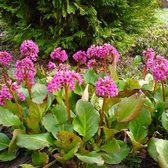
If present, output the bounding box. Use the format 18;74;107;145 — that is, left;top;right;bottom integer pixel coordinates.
87;45;98;59
48;61;56;70
20;40;39;61
95;76;118;97
55;63;70;71
50;47;68;62
14;57;36;85
87;59;97;68
0;81;25;106
73;50;87;64
47;70;82;93
151;55;168;81
0;51;12;65
87;44;120;62
143;48;155;68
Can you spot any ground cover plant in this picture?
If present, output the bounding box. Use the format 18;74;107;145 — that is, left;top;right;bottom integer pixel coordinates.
0;40;168;167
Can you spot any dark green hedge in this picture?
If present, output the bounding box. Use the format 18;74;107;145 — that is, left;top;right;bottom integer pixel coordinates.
0;0;158;56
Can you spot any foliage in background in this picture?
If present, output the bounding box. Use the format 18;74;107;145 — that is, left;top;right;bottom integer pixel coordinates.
129;9;168;58
0;0;158;56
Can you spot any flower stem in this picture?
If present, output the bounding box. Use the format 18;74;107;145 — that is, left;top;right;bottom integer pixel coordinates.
154;81;157;92
143;65;148;79
161;81;165;102
11;91;24;123
64;85;70;121
25;74;32;99
97;96;106;143
103;55;107;74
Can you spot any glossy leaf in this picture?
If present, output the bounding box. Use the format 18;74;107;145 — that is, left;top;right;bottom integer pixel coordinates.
103;127;119;141
161;112;168;131
76;151;104;166
148;138;168;168
101;140;129;164
32;151;49;165
16;133;53;150
8;129;25;152
26;101;48;133
0;133;10;151
84;69;98;86
126;131;145;151
0;151;16;161
115;94;145;122
0;107;21;127
73;100;99;141
31;83;48;104
20;164;35;168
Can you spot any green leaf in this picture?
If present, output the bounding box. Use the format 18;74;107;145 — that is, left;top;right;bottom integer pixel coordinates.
103;127;119;141
109;56;118;80
0;151;16;161
76;151;104;166
42;105;72;138
31;83;48;104
0;107;21;127
161;112;168;131
84;69;98;86
73;100;99;141
0;133;10;151
8;129;25;152
32;151;49;165
101;140;129;164
126;131;145;151
63;144;80;160
52;105;68;124
16;133;53;150
125;78;141;90
20;164;35;168
26;101;48;133
148;138;168;168
115;94;145;122
100;139;120;154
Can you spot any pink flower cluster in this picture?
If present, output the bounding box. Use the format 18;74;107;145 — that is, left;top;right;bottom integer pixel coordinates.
20;40;39;61
72;50;87;64
0;51;12;66
47;70;82;93
14;57;36;85
142;48;155;68
87;59;97;68
95;76;118;97
0;81;25;105
87;43;120;61
50;47;68;62
151;55;168;81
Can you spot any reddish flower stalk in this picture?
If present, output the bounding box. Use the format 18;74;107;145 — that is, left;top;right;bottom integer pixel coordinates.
11;91;24;123
98;96;107;138
64;85;71;121
103;55;107;74
161;81;165;102
143;65;148;79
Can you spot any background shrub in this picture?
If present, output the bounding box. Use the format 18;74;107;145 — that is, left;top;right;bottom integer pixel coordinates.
0;0;158;56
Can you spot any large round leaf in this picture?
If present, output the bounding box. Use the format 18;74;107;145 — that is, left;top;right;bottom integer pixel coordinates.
31;83;48;104
148;138;168;168
73;100;99;141
115;94;145;122
16;133;53;150
76;151;104;166
0;107;21;127
101;140;129;164
0;133;10;151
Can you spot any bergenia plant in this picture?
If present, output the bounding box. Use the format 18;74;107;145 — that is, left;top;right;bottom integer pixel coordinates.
95;76;118;139
47;69;82;121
